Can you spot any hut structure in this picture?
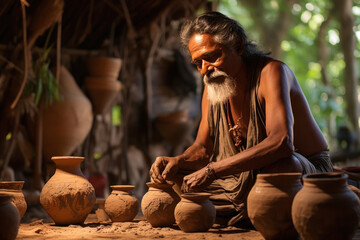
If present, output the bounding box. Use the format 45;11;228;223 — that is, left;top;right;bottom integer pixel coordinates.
0;0;209;201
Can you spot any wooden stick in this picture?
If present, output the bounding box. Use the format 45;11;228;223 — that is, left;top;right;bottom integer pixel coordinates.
10;0;28;109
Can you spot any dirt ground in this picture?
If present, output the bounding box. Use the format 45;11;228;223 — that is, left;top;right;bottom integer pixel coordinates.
16;202;360;240
17;215;263;240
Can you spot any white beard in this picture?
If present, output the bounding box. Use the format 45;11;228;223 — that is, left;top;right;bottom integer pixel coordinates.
204;71;236;105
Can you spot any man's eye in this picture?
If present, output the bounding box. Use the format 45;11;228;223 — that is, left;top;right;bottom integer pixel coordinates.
193;60;202;68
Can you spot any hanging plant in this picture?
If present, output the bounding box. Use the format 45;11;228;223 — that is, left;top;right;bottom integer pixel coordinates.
25;24;60;107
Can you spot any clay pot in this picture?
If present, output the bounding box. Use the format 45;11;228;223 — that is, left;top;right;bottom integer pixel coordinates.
40;156;96;225
174;193;216;232
247;173;302;240
42;66;93;160
104;185;139;222
141;182;180;227
86;56;122;78
0;193;20;240
292;172;360;240
0;181;27;219
84;77;122;115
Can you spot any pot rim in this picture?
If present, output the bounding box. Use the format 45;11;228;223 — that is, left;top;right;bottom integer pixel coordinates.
110;185;135;191
146;182;174;189
303;172;347;181
180;192;211;201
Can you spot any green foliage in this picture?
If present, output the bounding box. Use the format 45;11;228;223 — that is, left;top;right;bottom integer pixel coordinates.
25;25;60;107
217;0;360;145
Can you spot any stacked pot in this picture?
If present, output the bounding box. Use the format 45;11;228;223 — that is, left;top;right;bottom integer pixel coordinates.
85;57;123;115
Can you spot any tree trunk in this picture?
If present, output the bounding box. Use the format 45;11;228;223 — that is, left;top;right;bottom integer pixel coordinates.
335;0;360;142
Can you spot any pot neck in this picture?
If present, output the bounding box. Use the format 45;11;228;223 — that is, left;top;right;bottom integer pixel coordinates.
52;156;84;176
256;173;302;186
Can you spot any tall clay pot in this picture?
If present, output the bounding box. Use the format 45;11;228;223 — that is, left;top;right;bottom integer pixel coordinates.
40;156;96;225
247;173;302;240
0;193;20;240
0;181;27;219
42;66;93;161
174;193;216;232
141;182;180;227
104;185;139;222
292;172;360;240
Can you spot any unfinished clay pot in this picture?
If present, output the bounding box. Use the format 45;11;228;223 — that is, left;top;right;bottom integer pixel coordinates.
0;181;27;219
141;182;180;227
42;66;93;161
40;156;96;225
0;193;20;240
174;193;216;232
292;172;360;240
247;173;302;240
104;185;139;222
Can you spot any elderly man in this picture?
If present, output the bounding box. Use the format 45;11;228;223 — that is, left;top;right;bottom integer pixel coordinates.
150;11;333;226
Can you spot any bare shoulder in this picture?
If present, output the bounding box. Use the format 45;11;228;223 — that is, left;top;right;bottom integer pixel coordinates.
257;60;296;100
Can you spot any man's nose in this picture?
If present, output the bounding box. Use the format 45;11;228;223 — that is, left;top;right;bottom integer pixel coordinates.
200;60;214;76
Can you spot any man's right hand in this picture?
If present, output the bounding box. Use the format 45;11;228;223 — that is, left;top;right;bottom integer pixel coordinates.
149;156;181;183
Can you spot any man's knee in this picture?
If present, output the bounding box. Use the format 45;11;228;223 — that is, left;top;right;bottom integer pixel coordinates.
262;155;303;173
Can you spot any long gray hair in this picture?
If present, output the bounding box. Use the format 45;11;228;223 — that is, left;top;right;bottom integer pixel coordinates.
180;11;268;58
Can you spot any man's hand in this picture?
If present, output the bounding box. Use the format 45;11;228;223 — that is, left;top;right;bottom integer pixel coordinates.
181;167;213;192
149;156;180;183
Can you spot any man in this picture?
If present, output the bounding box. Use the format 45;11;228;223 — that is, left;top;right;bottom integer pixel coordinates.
150;11;333;226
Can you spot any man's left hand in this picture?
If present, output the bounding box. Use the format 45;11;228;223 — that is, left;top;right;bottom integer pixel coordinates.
181;167;213;192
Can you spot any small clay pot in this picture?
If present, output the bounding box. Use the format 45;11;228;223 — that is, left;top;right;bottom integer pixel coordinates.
292;172;360;240
104;185;139;222
0;181;27;219
141;182;180;227
247;173;302;240
174;193;216;232
0;193;20;240
40;156;96;225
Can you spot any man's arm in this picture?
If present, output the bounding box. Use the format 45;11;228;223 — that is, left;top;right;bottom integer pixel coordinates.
212;61;296;177
150;86;213;182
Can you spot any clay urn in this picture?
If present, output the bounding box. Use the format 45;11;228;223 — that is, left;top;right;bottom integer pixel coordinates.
84;76;122;115
0;193;20;240
0;181;27;219
40;156;96;225
174;193;216;232
104;185;139;222
141;182;180;227
292;172;360;240
42;66;93;161
247;173;302;240
86;56;122;79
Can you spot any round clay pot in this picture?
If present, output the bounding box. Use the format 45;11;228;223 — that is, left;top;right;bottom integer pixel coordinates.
86;56;122;78
0;193;20;240
42;66;93;161
247;173;302;240
174;193;216;232
40;156;96;225
292;172;360;240
141;182;180;227
104;185;139;222
0;181;27;219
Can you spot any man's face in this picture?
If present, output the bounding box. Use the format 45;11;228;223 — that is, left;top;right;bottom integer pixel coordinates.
188;34;241;104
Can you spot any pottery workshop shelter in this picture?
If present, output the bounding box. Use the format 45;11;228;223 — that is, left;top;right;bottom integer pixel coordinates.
0;0;209;195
